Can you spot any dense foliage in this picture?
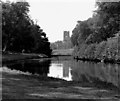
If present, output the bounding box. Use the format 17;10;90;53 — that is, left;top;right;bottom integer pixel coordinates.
2;1;51;56
71;1;120;61
73;36;120;61
71;2;120;45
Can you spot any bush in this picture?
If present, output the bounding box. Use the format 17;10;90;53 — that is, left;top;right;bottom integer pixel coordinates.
77;44;88;58
73;36;120;61
84;44;96;59
95;41;107;60
106;37;118;60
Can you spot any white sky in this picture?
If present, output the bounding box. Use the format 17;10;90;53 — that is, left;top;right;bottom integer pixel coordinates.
3;0;96;42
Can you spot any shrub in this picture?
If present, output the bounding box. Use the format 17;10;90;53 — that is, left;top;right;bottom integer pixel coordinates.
95;41;107;60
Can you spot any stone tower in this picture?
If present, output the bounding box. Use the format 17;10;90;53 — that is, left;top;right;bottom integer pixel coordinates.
63;31;72;49
63;31;70;42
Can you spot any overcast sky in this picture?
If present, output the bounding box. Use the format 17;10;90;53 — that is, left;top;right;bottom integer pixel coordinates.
3;0;96;42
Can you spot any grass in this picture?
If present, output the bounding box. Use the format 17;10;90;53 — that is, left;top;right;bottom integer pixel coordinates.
2;53;47;64
1;67;119;100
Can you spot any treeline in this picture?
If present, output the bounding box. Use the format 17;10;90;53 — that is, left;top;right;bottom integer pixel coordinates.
71;1;120;61
50;41;72;50
2;1;52;56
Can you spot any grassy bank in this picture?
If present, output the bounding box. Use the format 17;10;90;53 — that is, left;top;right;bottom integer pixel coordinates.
2;53;48;64
2;67;119;100
73;37;120;63
2;48;74;63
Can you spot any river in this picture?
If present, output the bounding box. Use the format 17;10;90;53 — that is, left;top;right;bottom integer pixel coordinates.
2;56;120;89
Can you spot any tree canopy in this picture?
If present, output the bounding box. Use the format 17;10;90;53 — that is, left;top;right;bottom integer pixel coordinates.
2;1;52;56
71;1;120;46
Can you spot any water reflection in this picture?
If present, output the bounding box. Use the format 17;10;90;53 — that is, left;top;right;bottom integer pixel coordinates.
48;61;72;81
2;57;120;88
71;60;120;88
3;59;51;76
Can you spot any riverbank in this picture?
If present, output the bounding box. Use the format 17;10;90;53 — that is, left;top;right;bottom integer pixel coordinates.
73;57;120;64
1;67;120;100
73;37;120;64
1;52;120;100
2;53;48;64
2;49;74;63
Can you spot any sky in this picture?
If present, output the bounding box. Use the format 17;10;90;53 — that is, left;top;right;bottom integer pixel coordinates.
3;0;96;42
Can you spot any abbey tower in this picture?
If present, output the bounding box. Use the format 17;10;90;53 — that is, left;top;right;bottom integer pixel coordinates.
63;31;70;42
63;31;72;49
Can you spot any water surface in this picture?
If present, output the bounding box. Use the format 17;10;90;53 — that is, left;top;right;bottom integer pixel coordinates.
2;57;120;89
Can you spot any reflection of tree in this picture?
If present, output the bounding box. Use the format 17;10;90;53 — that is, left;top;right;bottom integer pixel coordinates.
5;60;51;76
71;60;120;88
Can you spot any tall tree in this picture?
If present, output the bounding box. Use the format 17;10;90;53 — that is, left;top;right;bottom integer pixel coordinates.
2;1;32;52
92;1;120;42
2;1;52;56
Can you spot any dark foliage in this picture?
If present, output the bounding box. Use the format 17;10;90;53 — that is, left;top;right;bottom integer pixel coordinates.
2;1;52;56
71;1;120;61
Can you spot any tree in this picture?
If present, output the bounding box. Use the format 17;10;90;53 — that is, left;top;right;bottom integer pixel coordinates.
2;1;52;56
92;1;120;43
2;1;32;52
82;2;120;44
71;20;92;46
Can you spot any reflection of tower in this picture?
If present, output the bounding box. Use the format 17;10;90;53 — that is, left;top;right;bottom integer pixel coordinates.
63;66;69;77
63;61;69;77
63;65;72;81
